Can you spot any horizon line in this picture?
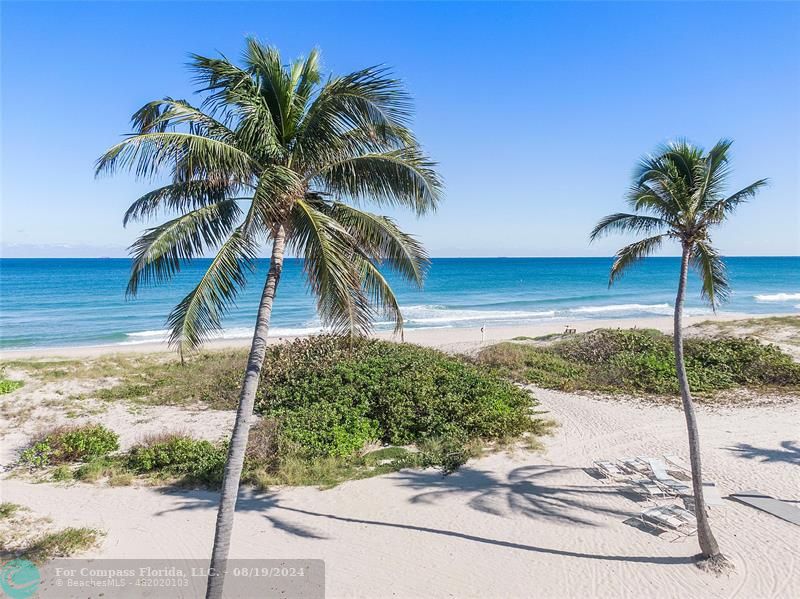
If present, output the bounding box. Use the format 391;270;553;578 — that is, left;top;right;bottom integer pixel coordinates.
2;255;799;260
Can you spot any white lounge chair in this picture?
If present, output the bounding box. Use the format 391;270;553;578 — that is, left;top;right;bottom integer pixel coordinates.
641;504;697;537
629;477;669;499
646;458;692;497
620;457;652;476
594;460;625;479
662;455;724;506
664;454;691;473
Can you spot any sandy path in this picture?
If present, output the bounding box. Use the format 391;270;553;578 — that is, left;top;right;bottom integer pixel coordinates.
3;390;799;598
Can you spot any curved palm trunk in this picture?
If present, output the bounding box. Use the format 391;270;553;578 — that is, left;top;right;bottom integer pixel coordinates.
206;227;287;599
674;244;721;560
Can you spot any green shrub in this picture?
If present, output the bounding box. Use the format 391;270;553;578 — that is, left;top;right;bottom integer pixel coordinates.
255;336;538;465
20;424;119;468
127;434;227;485
417;434;482;475
478;329;800;397
0;378;23;394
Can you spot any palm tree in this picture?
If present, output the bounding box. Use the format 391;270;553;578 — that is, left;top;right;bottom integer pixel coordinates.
591;139;766;570
97;39;442;598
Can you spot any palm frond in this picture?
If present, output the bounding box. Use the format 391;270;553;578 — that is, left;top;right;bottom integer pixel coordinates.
166;228;258;356
131;98;235;140
354;251;404;334
625;182;678;220
289;199;372;335
699;178;768;226
319;201;428;285
291;47;322;116
303;65;412;128
311;147;442;215
189;51;283;159
589;213;668;242
96;132;256;181
690;239;730;309
634;149;692;215
295;66;414;168
242;39;294;141
123;179;244;226
608;234;667;286
695;138;733;207
126;200;242;296
190;52;257;114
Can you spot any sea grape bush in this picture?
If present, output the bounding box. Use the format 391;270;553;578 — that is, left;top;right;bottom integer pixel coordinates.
20;424;119;468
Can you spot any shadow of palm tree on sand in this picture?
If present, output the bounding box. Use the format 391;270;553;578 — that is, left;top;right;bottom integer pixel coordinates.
726;440;800;465
146;463;693;565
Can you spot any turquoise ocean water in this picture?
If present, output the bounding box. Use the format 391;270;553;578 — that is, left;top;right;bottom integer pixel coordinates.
0;257;798;350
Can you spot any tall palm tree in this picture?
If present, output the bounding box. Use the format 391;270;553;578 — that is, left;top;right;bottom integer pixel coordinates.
97;39;442;598
591;139;766;569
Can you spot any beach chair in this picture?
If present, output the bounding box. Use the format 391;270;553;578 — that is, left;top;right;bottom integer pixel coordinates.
662;455;724;507
664;454;691;473
628;478;669;499
641;504;697;539
646;458;692;497
594;460;625;479
620;457;652;476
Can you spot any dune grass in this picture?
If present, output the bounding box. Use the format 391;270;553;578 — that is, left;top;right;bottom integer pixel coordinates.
2;352;245;409
478;328;800;397
691;315;800;345
0;501;102;564
0;502;21;519
22;527;102;564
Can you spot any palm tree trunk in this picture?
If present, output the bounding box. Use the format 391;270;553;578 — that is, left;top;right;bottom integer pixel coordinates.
205;226;287;599
674;243;721;560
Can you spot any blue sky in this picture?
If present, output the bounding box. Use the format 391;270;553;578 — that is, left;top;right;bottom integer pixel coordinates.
2;1;798;257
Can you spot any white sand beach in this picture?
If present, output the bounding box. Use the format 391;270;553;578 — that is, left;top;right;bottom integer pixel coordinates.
2;386;798;598
1;314;799;598
0;312;778;360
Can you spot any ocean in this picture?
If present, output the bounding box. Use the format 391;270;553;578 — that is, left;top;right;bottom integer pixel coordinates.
0;257;797;350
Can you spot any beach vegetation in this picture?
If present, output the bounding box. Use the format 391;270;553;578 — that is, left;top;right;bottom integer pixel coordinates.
0;502;21;519
480;329;800;395
257;336;539;459
50;465;74;482
0;359;81;381
73;456;127;483
0;377;23;394
590;139;767;569
126;434;227;486
14;339;545;489
691;315;800;347
245;447;420;489
20;424;119;468
21;527;102;564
